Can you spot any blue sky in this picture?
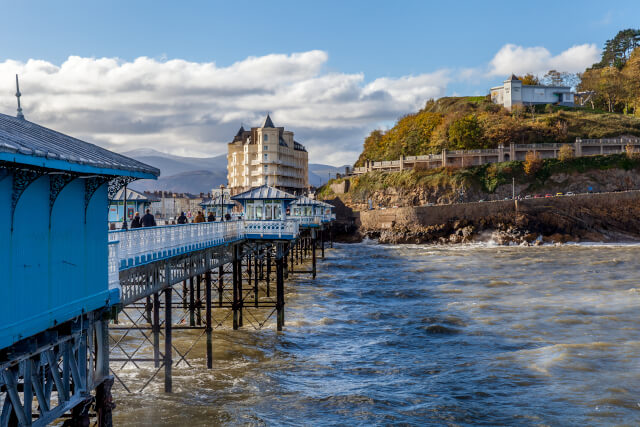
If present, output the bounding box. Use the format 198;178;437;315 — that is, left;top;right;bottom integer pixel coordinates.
0;0;638;164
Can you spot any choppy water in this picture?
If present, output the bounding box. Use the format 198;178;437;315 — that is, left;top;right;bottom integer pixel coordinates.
114;242;640;426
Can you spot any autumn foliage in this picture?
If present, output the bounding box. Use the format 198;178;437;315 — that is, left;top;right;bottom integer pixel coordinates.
524;151;543;175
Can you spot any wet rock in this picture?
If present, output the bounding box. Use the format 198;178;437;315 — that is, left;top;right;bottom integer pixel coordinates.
423;324;460;335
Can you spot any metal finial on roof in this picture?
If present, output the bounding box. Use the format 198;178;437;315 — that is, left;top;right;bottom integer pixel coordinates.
15;74;24;120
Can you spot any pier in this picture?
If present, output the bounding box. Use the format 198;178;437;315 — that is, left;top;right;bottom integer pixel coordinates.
0;111;335;426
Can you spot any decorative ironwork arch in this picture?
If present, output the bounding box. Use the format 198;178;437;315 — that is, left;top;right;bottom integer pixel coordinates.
49;173;78;226
11;169;44;231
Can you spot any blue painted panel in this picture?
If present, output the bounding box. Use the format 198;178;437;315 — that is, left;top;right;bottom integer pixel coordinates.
0;178;114;349
51;179;86;311
86;184;111;302
0;175;12;337
8;175;51;343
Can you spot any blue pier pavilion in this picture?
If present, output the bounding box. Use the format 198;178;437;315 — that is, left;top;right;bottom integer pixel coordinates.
0;113;159;349
0;109;158;425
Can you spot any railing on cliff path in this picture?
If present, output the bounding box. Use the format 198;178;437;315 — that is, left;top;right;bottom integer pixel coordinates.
350;137;640;176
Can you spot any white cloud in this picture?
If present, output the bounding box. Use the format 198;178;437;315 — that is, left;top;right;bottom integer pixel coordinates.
487;43;599;77
0;52;449;165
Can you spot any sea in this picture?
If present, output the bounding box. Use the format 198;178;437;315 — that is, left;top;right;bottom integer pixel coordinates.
113;241;640;426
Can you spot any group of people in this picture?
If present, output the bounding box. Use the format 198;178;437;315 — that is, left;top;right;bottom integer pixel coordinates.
177;210;232;225
123;209;232;230
127;209;157;229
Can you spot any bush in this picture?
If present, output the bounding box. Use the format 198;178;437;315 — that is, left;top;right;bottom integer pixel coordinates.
524;151;543;175
558;144;574;161
448;114;485;149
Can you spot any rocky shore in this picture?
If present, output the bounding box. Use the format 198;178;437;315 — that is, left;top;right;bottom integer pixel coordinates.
345;191;640;246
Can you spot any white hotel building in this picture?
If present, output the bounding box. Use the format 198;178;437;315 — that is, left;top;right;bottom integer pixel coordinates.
491;74;574;110
227;114;309;196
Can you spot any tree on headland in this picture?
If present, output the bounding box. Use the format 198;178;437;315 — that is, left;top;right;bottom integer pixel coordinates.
543;70;578;88
524;151;542;175
592;29;640;69
625;143;638;159
447;114;485;150
558;144;574;161
517;73;540;85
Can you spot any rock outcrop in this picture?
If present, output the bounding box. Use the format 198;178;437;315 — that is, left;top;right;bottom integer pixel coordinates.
357;191;640;245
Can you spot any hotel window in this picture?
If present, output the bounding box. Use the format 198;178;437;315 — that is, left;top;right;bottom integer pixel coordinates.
264;134;269;142
264;145;268;151
264;153;268;161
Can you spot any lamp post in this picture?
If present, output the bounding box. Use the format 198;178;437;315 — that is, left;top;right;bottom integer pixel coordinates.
219;184;225;221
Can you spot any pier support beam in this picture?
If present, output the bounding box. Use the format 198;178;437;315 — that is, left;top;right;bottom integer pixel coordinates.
276;243;285;331
254;251;259;307
218;265;224;307
164;286;173;393
189;276;195;327
153;292;160;368
312;230;317;279
266;249;271;297
232;244;240;330
196;274;202;326
205;271;213;369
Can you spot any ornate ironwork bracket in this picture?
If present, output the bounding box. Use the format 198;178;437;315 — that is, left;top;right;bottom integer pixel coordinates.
11;169;44;231
84;176;111;223
107;176;138;201
49;173;77;225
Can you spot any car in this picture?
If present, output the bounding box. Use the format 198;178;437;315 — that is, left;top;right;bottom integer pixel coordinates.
545;194;553;198
504;197;510;200
556;192;563;196
566;191;575;196
525;195;532;199
534;194;543;198
478;199;485;202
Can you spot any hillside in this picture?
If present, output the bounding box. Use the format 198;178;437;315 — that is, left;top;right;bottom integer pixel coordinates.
355;96;640;167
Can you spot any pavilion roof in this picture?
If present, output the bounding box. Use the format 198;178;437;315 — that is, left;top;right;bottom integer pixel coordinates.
0;113;159;178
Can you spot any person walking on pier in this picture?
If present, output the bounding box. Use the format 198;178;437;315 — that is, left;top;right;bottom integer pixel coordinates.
131;212;142;228
141;209;157;227
177;211;188;224
207;211;215;222
194;211;205;223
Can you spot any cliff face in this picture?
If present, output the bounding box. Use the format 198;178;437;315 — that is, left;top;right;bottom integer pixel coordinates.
329;168;640;211
357;191;640;245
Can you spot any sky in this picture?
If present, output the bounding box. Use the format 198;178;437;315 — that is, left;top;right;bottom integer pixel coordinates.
0;0;638;165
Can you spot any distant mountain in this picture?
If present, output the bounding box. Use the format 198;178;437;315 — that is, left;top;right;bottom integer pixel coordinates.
122;148;227;177
309;163;350;187
121;148;349;193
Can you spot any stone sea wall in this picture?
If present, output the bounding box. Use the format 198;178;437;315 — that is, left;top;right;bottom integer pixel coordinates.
356;190;640;244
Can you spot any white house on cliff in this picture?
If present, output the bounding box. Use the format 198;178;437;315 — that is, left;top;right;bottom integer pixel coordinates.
491;75;574;110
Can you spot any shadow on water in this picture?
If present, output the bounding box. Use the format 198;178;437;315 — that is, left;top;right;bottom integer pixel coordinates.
114;242;640;426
